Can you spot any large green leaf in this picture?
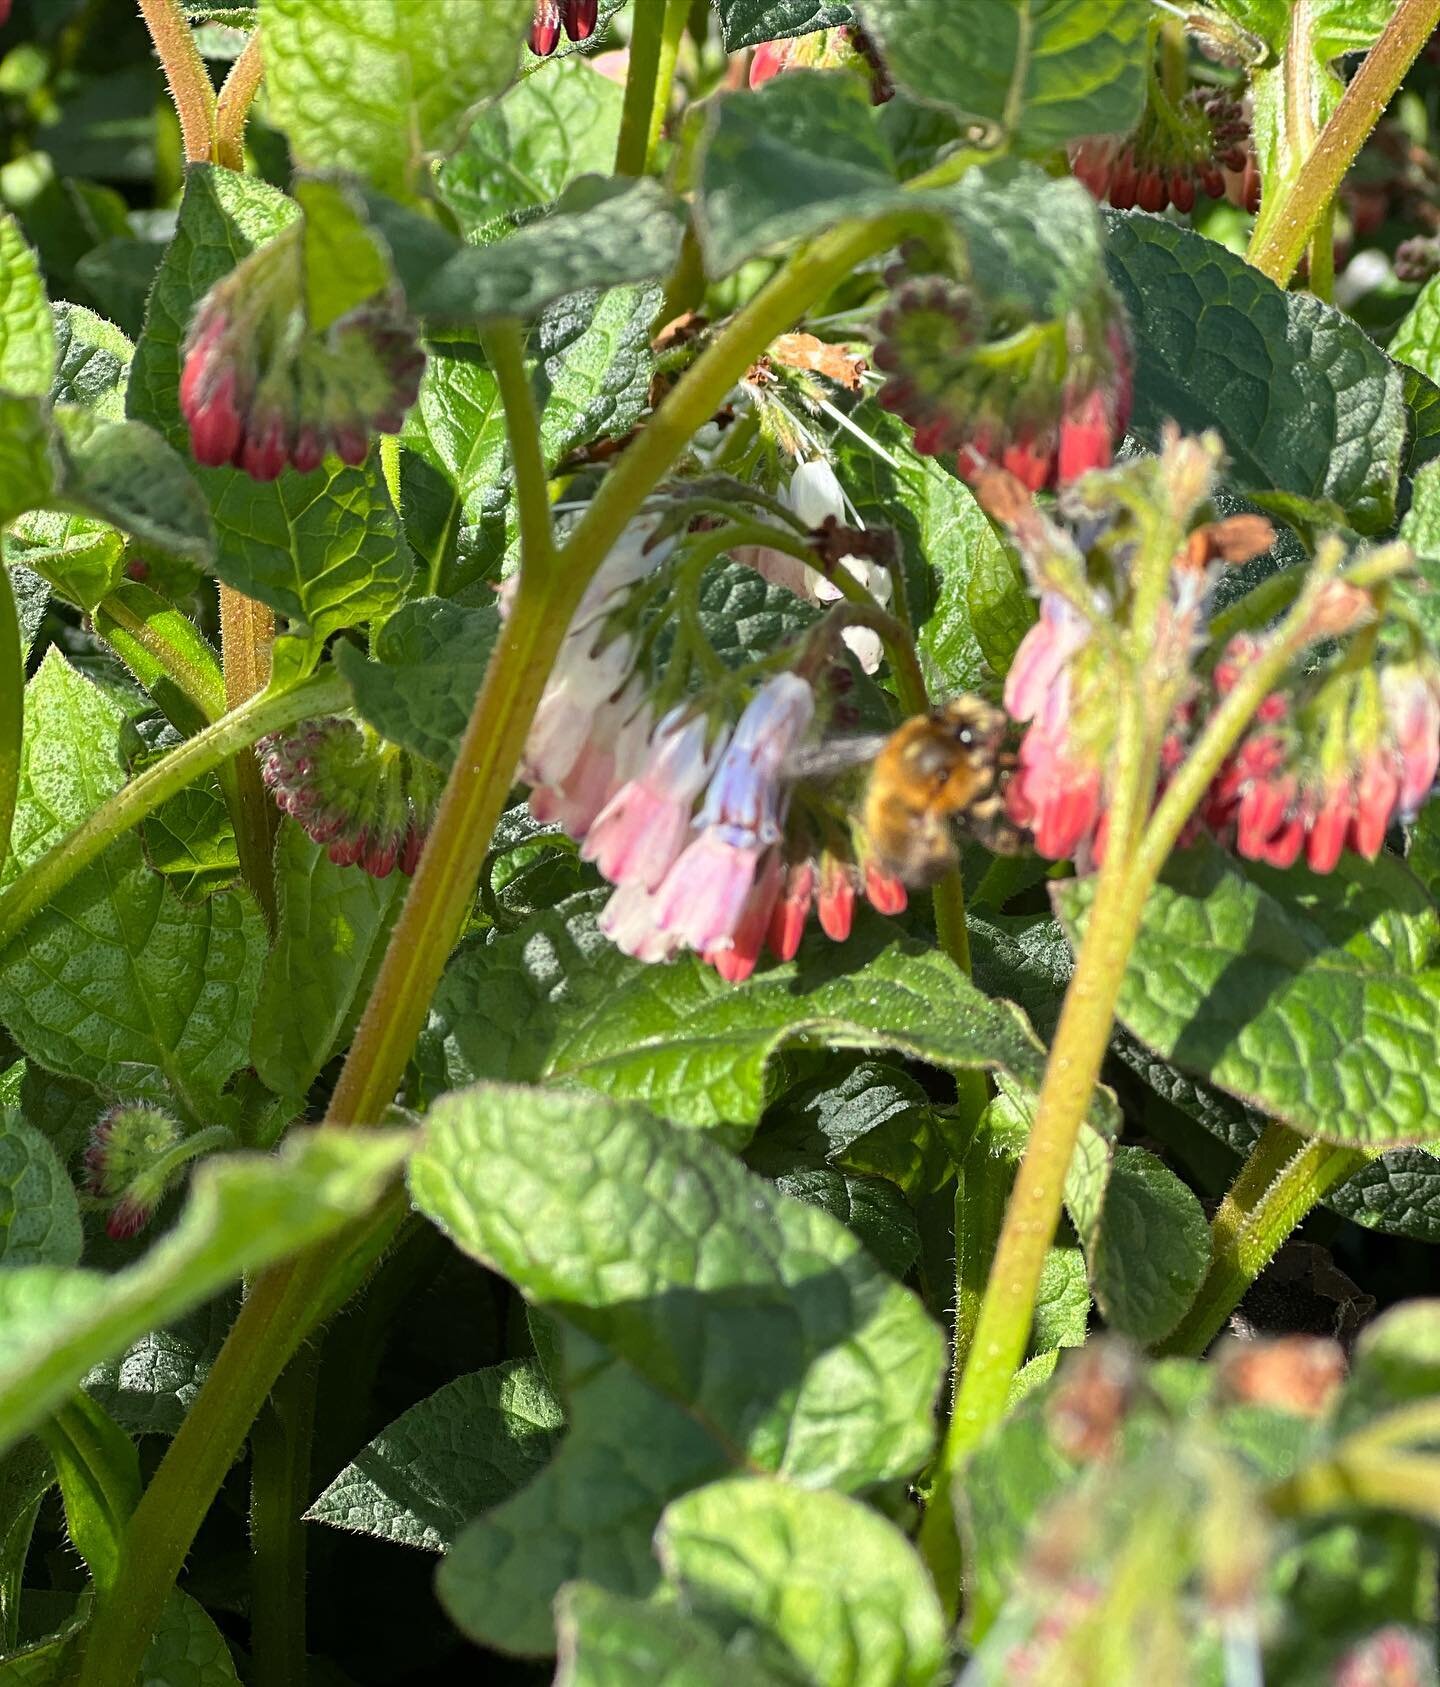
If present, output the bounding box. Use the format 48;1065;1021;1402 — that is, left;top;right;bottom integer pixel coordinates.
336;598;499;772
554;1582;798;1685
655;1479;946;1687
715;0;853;50
49;303;130;418
1057;843;1440;1150
305;1358;564;1550
438;56;625;233
0;1128;410;1455
0;1113;81;1269
261;0;531;201
53;414;214;569
4;510;123;614
371;176;687;325
1105;214;1410;535
83;1296;234;1435
860;0;1148;152
1083;1146;1209;1346
0;216;55;398
0;397;56;530
415;1084;943;1650
0;653;265;1117
423;894;1101;1136
250;825;403;1100
440;1328;734;1654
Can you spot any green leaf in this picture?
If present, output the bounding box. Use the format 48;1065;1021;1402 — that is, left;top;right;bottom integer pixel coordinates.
0;217;55;398
1391;272;1440;388
1032;1243;1090;1358
1325;1149;1440;1243
441;1327;734;1654
860;0;1148;152
752;1155;919;1278
1105;213;1410;535
54;414;215;569
1056;842;1440;1151
4;510;123;613
695;74;907;275
305;1358;563;1550
0;396;56;529
0;1127;411;1455
716;0;853;50
206;457;411;642
143;781;238;899
536;285;659;469
0;652;266;1117
0;1441;53;1650
0;1112;81;1268
555;1582;798;1685
764;1058;952;1197
439;56;626;233
424;894;1102;1136
250;825;404;1101
372;176;687;324
337;598;499;772
83;1296;235;1435
410;1082;944;1488
38;1393;141;1593
143;1591;241;1685
128;165;298;452
656;1478;946;1687
49;304;131;418
1084;1146;1210;1346
261;0;531;201
292;177;393;334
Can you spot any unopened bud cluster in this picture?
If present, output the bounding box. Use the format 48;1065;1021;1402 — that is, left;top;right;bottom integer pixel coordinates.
258;718;440;878
507;512;906;982
874;275;1132;493
180;228;425;482
1071;86;1257;215
84;1103;183;1240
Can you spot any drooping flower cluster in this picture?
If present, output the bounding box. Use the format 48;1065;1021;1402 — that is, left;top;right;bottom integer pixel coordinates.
258;718;441;878
990;433;1440;873
507;514;910;981
1070;87;1257;215
528;0;597;56
180;226;425;481
85;1103;183;1240
874;275;1133;492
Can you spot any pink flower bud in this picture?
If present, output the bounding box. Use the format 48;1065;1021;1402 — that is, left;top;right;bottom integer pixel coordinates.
1306;784;1352;874
817;851;855;941
584;709;726;890
767;859;816;961
705;850;783;983
86;1104;184;1240
1004;594;1090;724
1381;663;1440;818
529;0;561;54
562;0;598;40
1350;753;1400;858
863;861;907;915
653;833;763;953
598;879;684;963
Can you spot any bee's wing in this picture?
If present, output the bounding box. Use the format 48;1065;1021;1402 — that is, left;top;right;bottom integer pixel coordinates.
784;734;890;783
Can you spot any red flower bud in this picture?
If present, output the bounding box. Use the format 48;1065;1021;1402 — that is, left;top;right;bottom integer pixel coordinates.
529;0;561;54
562;0;598;39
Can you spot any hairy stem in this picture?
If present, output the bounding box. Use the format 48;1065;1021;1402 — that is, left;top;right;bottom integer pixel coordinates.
214;27;264;173
95;581;226;726
615;0;668;177
138;0;215;164
250;1356;318;1687
0;565;22;872
1159;1123;1367;1356
647;0;690;172
1246;0;1440;286
220;588;280;927
481;322;555;572
0;669;346;946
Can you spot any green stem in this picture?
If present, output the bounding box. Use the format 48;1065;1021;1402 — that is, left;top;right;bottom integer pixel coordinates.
74;210;909;1681
74;1186;408;1687
481;322;555;573
646;0;690;173
1307;196;1336;302
214;27;263;172
1246;0;1440;286
1270;1448;1440;1525
0;669;346;948
250;1356;317;1687
1159;1123;1366;1356
0;566;22;873
615;0;668;176
219;587;280;928
137;0;216;164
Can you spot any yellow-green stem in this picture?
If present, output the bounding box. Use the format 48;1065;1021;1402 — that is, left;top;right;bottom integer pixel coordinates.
646;0;690;172
138;0;216;164
1246;0;1440;286
1159;1123;1366;1356
0;566;23;873
214;27;263;172
615;0;668;176
219;586;279;927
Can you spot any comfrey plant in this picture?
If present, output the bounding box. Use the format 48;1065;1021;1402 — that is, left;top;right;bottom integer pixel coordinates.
5;1;1440;1684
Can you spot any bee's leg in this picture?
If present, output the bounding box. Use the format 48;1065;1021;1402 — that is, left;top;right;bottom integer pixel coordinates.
966;791;1029;856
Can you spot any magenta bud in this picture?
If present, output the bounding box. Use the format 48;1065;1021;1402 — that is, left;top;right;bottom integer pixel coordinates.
529;0;561;53
563;0;598;40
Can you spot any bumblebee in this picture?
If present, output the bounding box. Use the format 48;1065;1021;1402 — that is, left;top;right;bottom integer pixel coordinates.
789;696;1024;887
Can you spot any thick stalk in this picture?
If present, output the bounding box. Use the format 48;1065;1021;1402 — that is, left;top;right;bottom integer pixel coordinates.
0;566;22;872
480;323;554;572
95;581;226;725
1307;197;1336;302
221;588;279;927
0;669;346;946
1246;0;1440;286
74;1186;407;1687
615;0;667;177
138;0;215;164
250;1355;318;1687
1159;1123;1366;1356
214;28;263;172
646;0;690;172
73;212;908;1679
